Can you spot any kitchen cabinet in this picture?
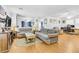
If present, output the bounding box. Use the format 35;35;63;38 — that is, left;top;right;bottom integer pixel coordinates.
0;32;9;53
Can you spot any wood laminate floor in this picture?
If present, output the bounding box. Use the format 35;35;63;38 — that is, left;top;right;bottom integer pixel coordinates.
9;33;79;53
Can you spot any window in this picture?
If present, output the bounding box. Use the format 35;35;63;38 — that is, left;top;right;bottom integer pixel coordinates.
21;21;25;27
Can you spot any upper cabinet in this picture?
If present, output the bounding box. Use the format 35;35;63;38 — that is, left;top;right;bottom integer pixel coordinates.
0;6;6;19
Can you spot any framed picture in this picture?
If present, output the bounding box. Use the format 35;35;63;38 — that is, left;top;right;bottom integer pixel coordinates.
36;19;38;22
59;20;60;24
49;19;52;23
62;20;66;24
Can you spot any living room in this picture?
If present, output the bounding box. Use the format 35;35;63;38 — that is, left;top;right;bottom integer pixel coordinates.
0;5;79;53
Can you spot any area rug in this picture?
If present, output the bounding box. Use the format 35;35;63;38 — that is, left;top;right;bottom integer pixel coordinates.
16;38;42;47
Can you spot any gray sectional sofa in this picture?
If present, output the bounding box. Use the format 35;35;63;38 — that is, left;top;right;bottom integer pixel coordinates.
16;27;32;38
35;28;59;44
16;27;59;44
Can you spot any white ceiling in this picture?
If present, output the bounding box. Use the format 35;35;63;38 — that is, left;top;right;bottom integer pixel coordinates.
4;5;79;17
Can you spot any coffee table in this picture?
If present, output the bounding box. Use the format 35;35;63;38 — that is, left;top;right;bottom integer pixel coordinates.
25;32;36;43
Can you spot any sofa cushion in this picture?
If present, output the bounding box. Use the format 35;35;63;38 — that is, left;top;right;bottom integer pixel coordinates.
41;29;48;34
41;28;59;34
18;27;32;33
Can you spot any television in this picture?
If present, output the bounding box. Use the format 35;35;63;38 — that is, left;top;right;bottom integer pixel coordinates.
5;15;11;27
71;25;75;27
